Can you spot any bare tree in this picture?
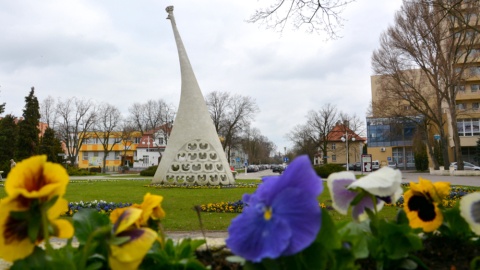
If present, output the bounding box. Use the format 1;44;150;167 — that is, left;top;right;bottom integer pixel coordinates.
92;103;122;173
40;96;57;128
205;91;259;161
287;123;318;162
371;0;480;170
119;121;138;166
249;0;355;38
241;126;274;165
304;103;339;164
128;99;175;143
55;97;97;166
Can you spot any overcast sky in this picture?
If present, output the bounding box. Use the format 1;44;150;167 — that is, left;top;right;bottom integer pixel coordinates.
0;0;403;153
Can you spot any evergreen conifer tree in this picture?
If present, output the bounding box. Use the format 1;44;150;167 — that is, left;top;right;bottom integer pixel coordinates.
39;127;63;163
0;114;19;175
16;87;40;160
475;137;480;164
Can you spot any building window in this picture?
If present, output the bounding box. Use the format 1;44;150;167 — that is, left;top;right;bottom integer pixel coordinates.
473;103;479;111
455;85;466;92
471;84;480;93
457;118;480;136
115;151;120;160
332;155;336;161
331;143;336;150
83;152;89;161
158;137;164;145
143;155;149;165
457;103;466;110
469;66;480;76
134;137;141;144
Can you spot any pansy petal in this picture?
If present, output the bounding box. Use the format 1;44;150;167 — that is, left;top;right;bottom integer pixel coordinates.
51;219;74;239
226;208;291;262
47;198;70;220
273;188;321;255
266;155;323;198
327;172;356;215
460;192;480;235
136;193;165;226
348;167;402;198
404;189;443;232
6;156;68;200
0;197;35;262
109;228;157;270
432;181;451;200
351;196;384;221
113;208;143;234
406;205;443;232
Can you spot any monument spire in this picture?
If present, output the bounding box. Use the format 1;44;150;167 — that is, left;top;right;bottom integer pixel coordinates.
152;6;235;185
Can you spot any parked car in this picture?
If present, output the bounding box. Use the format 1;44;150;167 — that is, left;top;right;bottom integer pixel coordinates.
450;162;480;170
342;163;355;170
247;165;259;172
272;165;286;174
354;162;362;171
387;162;397;169
372;160;380;171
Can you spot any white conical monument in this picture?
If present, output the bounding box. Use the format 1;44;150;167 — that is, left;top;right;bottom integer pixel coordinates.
152;6;235;185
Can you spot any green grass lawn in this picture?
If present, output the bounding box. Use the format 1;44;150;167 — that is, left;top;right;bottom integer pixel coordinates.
0;178;403;232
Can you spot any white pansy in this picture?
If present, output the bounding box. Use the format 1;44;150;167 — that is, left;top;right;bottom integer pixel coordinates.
460;192;480;235
348;167;403;201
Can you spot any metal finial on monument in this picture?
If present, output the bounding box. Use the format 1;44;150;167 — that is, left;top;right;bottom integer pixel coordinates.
152;7;235;185
166;6;174;20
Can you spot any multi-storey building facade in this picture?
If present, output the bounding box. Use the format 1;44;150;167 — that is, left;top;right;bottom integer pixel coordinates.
369;0;480;168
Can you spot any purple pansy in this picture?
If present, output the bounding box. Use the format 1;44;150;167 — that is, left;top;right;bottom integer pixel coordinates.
226;155;323;262
327;167;402;221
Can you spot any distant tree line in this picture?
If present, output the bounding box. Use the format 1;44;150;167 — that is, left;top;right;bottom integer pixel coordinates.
0;88;276;176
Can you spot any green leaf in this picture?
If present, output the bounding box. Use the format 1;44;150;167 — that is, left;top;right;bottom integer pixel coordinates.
395;209;409;225
73;209;110;245
317;210;341;249
442;204;472;239
109;235;130;246
27;218;40;243
42;195;59;211
338;221;371;259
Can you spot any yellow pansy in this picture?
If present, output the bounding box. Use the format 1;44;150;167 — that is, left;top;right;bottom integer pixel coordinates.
0;195;73;262
138;193;165;225
109;193;165;228
404;178;450;232
109;208;157;270
5;155;69;201
0;156;73;262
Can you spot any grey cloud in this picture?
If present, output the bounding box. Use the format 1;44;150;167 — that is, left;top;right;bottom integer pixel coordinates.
0;34;117;72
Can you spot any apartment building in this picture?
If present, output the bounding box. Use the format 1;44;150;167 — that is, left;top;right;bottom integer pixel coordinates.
369;0;480;168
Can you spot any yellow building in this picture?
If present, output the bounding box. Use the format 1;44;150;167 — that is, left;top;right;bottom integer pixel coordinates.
77;131;141;170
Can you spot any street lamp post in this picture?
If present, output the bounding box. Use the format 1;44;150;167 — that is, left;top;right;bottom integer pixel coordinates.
341;131;355;171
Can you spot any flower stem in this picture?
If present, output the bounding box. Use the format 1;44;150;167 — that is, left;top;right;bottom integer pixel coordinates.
40;203;53;253
79;226;111;270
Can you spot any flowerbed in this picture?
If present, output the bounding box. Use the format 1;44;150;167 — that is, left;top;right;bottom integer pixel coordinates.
1;155;480;270
66;200;133;216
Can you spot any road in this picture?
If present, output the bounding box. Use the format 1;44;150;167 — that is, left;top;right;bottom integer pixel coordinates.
238;169;480;187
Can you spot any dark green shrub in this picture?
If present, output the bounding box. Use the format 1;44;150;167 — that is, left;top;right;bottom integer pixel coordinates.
314;163;345;178
140;165;158;176
89;167;102;173
67;166;97;176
